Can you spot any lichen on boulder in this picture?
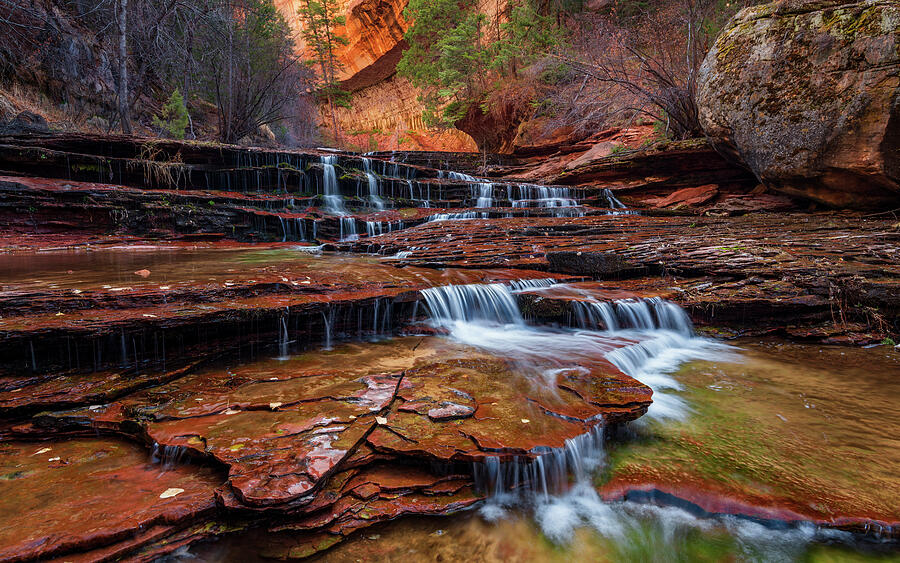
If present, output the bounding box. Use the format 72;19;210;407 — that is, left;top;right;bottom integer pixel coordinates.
697;0;900;209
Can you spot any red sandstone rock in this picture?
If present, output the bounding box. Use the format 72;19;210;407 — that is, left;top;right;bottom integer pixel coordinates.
648;184;719;208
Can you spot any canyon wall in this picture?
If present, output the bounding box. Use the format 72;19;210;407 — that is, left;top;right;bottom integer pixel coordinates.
279;0;487;151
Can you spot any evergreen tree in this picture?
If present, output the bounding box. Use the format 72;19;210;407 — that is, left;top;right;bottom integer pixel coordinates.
152;88;190;139
298;0;350;143
397;0;562;128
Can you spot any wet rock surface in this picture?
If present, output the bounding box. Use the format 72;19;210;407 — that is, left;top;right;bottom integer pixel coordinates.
1;134;898;559
0;336;650;560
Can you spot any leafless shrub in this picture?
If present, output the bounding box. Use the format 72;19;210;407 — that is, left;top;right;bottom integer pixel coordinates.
541;0;756;139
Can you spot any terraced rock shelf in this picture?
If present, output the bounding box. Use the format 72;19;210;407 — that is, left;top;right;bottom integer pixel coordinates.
0;134;897;561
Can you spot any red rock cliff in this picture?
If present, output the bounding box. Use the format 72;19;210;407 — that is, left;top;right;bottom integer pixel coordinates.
278;0;477;151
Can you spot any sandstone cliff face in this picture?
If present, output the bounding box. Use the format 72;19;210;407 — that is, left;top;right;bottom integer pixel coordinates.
697;0;900;209
281;0;505;151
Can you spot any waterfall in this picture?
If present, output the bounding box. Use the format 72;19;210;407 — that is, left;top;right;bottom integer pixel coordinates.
339;217;358;241
278;216;308;242
365;221;403;237
320;155;344;213
276;314;290;359
151;443;190;470
321;307;335;350
421;283;525;326
508;278;558;292
427;212;485;222
601;188;631;211
510;184;578;209
474;425;606;502
475;182;494;208
570;297;693;336
362;159;385;209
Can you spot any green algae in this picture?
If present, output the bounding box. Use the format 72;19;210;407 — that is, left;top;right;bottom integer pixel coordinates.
601;340;900;523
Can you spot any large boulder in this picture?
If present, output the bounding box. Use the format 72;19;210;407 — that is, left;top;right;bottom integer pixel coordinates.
697;0;900;209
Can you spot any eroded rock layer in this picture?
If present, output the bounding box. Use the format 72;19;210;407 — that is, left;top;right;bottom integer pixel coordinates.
1;133;898;560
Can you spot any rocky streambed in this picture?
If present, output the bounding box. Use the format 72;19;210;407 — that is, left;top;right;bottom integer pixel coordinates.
0;134;897;561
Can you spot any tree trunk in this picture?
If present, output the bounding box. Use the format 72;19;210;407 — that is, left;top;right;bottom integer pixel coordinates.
117;0;132;134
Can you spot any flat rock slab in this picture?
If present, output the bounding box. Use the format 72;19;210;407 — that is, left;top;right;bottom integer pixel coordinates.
17;336;650;511
0;438;221;562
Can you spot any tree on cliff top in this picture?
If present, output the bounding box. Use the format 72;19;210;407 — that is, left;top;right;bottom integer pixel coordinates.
298;0;350;143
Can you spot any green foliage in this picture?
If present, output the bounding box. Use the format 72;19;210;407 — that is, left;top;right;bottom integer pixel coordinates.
152;89;189;140
653;119;671;139
610;143;628;154
883;337;896;347
539;61;572;85
398;0;566;128
494;2;562;73
298;0;351;119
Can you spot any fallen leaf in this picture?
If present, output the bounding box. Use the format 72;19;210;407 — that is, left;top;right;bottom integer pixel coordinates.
159;488;185;499
521;419;530;424
134;269;151;278
269;402;283;410
48;457;61;462
224;408;240;415
375;416;387;425
34;447;51;455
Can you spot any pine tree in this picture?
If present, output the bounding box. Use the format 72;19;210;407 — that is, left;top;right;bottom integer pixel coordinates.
297;0;350;143
152;88;190;139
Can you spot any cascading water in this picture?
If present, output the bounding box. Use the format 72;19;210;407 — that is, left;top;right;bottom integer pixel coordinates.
508;278;558;292
320;155;344;213
365;221;403;237
421;283;524;326
420;280;735;541
339;217;358;241
475;182;494;208
602;188;626;209
427;212;486;222
571;297;693;335
362;158;385;210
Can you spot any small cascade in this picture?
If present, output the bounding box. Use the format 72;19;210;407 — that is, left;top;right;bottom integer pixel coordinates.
421;283;524;326
321;307;335;350
444;171;494;208
320;155;345;214
426;211;486;222
475;182;494;208
508;278;558;292
362;159;385;210
339;217;359;241
601;188;626;209
276;314;290;359
571;297;693;336
405;180;432;208
151;443;190;470
278;216;308;242
370;297;394;338
509;184;578;209
473;425;606;502
365;221;403;237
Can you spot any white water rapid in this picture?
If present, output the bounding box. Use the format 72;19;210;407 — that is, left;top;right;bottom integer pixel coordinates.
417;281;815;553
